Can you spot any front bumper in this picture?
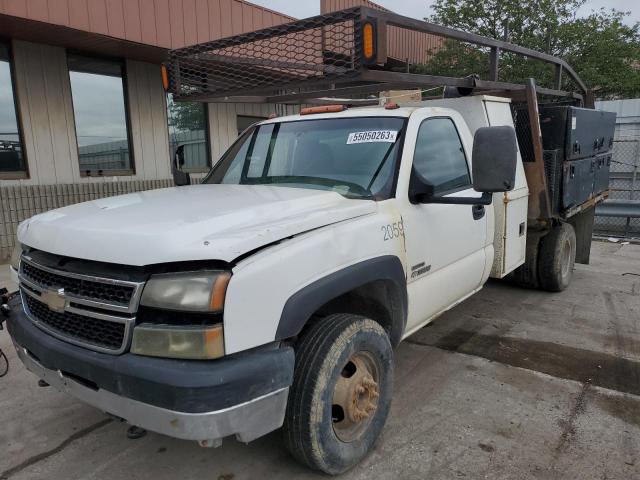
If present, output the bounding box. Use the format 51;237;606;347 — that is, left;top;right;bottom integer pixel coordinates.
7;297;293;444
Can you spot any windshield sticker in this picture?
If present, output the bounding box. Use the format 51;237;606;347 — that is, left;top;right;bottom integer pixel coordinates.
347;130;398;144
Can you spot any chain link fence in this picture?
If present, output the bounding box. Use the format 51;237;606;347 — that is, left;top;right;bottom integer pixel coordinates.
594;138;640;239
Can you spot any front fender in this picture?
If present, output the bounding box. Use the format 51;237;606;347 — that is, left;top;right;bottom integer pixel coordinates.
223;205;408;354
276;256;407;345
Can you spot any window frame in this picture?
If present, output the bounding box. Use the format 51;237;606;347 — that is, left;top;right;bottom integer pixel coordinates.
236;115;268;136
0;38;29;180
411;116;472;197
67;51;136;177
166;94;212;174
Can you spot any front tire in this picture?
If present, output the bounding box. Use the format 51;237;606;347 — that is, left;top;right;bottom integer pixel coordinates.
283;314;393;475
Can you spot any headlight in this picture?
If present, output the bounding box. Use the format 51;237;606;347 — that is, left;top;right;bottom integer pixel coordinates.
131;324;224;359
133;271;230;359
140;271;231;312
10;242;22;271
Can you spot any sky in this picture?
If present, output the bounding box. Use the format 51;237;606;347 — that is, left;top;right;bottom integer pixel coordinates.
249;0;639;24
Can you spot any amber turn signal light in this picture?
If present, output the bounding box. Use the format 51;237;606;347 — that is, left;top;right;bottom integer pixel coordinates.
161;64;170;91
362;21;376;61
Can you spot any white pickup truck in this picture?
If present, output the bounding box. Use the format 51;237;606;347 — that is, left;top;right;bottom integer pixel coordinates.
6;95;582;474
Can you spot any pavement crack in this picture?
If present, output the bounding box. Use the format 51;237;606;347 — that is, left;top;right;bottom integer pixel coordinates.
0;418;113;479
555;381;591;455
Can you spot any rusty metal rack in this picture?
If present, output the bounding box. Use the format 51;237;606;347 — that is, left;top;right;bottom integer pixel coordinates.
165;6;590;106
164;7;605;232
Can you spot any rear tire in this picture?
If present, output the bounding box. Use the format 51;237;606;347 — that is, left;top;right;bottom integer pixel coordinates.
283;314;393;475
538;223;576;292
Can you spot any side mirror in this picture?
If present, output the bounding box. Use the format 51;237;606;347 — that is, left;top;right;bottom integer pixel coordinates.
408;172;435;204
472;126;517;193
172;144;191;187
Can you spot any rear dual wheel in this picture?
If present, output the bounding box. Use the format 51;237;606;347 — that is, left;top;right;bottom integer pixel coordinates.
538;222;576;292
283;314;393;475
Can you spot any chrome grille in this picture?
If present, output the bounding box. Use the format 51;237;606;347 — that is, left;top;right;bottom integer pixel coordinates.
18;256;144;354
22;261;135;305
23;294;126;350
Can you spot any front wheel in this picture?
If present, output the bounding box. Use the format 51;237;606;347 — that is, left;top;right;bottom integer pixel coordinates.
283;314;393;475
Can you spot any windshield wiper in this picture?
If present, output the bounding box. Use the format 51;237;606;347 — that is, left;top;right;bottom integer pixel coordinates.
366;135;401;192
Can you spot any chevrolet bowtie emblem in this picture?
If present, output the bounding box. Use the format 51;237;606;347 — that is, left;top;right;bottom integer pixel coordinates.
41;287;66;313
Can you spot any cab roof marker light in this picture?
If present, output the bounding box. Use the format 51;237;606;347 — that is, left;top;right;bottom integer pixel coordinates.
300;105;347;115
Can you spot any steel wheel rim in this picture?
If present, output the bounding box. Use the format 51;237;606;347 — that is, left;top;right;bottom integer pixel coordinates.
331;351;380;443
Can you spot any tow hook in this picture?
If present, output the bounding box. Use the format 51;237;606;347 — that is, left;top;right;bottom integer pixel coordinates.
0;287;16;320
0;287;16;378
0;288;15;318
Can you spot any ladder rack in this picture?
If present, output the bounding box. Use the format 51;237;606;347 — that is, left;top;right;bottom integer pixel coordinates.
164;6;591;106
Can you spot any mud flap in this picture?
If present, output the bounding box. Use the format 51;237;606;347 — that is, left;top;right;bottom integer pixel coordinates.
567;206;595;265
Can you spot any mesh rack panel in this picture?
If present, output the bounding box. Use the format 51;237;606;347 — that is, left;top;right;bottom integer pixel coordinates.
167;8;363;100
510;103;535;163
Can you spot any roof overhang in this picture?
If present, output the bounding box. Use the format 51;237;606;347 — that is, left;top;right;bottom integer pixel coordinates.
0;13;168;63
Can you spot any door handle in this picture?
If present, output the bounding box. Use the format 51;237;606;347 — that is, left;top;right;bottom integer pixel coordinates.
472;204;485;220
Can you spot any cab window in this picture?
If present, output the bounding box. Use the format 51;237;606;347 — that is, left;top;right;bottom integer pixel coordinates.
413;118;470;195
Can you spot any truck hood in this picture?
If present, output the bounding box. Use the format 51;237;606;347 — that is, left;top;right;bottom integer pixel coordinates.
17;184;376;265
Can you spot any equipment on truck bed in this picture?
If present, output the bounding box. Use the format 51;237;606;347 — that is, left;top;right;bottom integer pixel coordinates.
514;105;616;215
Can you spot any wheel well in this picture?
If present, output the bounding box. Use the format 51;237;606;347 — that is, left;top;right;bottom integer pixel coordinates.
307;279;405;346
275;256;407;345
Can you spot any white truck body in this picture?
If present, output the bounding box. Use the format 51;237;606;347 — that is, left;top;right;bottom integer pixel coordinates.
8;96;544;470
15;96;528;354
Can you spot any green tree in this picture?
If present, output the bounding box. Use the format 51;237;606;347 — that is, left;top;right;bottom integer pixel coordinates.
421;0;640;99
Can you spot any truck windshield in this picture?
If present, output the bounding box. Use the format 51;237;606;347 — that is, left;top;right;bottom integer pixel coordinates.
204;117;405;199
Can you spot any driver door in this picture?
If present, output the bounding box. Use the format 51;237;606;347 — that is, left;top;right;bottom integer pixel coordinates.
402;113;489;334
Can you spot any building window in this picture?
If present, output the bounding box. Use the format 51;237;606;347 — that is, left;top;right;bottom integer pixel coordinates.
237;115;267;135
167;94;210;172
0;42;27;178
68;54;133;176
413;117;471;195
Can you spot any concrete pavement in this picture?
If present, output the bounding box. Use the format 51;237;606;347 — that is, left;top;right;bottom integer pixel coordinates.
0;241;639;479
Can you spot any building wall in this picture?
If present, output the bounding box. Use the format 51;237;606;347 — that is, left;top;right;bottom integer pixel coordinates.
6;40;173;187
321;0;443;65
0;0;294;50
0;179;175;260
